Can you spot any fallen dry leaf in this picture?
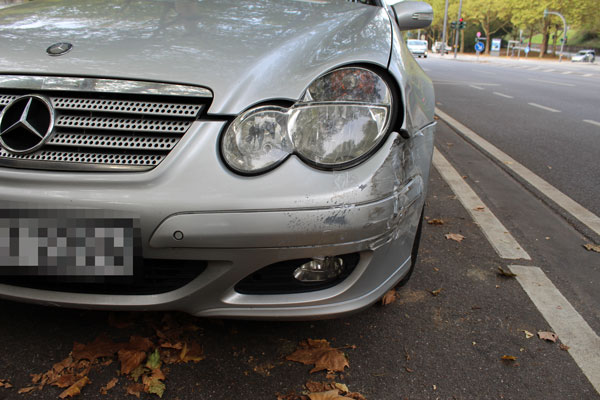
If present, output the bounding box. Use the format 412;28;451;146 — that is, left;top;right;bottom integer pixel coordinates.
405;367;414;373
583;244;600;253
560;344;570;351
118;349;147;375
286;339;350;373
100;378;118;395
522;330;534;339
427;219;445;225
473;206;485;211
381;289;397;305
126;383;145;398
59;376;90;399
431;288;443;297
53;374;78;389
0;379;12;389
18;386;36;394
308;390;353;400
72;336;118;362
497;267;517;278
538;331;558;342
180;341;205;363
501;355;517;361
445;233;465;242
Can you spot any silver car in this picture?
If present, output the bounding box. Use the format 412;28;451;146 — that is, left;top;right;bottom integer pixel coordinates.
0;0;435;319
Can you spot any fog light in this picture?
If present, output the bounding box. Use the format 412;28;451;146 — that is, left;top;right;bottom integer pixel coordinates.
293;256;344;283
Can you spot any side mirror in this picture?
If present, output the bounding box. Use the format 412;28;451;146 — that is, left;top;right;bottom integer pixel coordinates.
392;1;434;31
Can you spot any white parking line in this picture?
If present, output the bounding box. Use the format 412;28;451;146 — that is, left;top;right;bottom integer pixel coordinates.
509;265;600;394
528;102;561;112
528;103;561;113
432;149;531;260
529;78;576;87
584;119;600;127
561;71;573;74
436;108;600;236
493;92;514;99
469;84;485;90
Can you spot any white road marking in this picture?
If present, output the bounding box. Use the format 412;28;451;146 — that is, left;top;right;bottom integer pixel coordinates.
528;102;561;113
436;108;600;236
432;149;531;260
527;66;541;70
493;92;514;99
529;78;576;87
583;119;600;127
433;81;500;86
469;84;485;90
509;265;600;394
543;69;555;72
583;73;593;77
561;71;573;74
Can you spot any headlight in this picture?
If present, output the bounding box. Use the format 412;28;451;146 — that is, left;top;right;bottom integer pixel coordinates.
221;67;394;174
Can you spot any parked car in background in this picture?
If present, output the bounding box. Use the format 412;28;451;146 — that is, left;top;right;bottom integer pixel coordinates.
571;49;595;63
432;41;449;54
406;39;428;58
0;0;435;319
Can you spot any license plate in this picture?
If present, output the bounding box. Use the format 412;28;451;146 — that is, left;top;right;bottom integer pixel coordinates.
0;209;140;276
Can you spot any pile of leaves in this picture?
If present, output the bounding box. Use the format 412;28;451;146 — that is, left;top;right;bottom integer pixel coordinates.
16;314;204;398
277;381;366;400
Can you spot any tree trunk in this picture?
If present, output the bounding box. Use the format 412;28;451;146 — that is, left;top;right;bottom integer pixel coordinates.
484;20;491;54
551;24;559;55
528;26;533;47
540;19;550;58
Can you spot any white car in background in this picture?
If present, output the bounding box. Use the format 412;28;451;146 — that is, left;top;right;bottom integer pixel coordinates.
406;39;428;58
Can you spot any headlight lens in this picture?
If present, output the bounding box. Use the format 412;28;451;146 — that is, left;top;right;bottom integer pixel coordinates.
221;67;393;174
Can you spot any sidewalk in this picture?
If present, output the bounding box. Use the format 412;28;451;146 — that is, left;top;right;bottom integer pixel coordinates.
431;52;600;69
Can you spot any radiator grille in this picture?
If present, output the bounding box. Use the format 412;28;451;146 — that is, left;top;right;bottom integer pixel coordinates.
0;77;211;172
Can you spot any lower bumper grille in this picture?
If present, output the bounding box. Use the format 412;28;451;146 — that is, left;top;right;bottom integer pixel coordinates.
0;259;206;295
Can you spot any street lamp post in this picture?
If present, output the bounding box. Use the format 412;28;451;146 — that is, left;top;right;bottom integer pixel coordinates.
441;0;449;56
543;9;567;62
453;0;463;59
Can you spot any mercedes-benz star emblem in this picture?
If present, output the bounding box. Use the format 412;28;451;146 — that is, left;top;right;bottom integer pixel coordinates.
46;42;73;56
0;95;55;154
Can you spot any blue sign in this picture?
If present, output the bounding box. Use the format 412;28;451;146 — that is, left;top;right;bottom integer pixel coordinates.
524;46;530;54
475;42;484;52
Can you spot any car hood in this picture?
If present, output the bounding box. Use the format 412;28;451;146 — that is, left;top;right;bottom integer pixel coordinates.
0;0;392;114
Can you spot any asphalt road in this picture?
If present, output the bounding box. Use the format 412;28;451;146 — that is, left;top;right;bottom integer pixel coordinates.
0;56;599;400
421;55;600;218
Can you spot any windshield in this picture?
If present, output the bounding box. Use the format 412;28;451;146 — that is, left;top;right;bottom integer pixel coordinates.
407;40;427;46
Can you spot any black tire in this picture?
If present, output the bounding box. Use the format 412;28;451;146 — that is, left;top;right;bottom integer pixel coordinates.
396;206;424;287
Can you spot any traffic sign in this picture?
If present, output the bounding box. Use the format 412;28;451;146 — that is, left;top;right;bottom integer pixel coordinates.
475;42;484;52
524;46;530;54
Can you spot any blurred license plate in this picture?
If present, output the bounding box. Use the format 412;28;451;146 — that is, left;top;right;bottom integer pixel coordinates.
0;209;139;276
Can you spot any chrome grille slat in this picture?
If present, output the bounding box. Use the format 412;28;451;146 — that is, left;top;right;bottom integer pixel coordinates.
50;98;203;117
48;133;180;151
0;148;164;167
55;115;192;133
0;77;211;172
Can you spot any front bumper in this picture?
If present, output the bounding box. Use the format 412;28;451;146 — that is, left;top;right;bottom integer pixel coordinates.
0;121;435;318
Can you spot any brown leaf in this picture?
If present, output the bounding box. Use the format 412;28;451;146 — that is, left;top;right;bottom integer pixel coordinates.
126;383;145;398
18;386;36;394
128;336;154;353
501;355;517;361
308;390;353;400
180;341;204;363
100;378;118;395
381;289;397;306
497;267;517;278
0;379;12;388
445;233;465;242
59;376;91;399
118;349;147;375
72;336;118;362
538;331;558;342
431;288;443;297
160;342;183;350
427;219;444;225
560;344;570;351
405;367;414;373
583;244;600;253
52;374;77;389
473;206;485;211
286;339;349;374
